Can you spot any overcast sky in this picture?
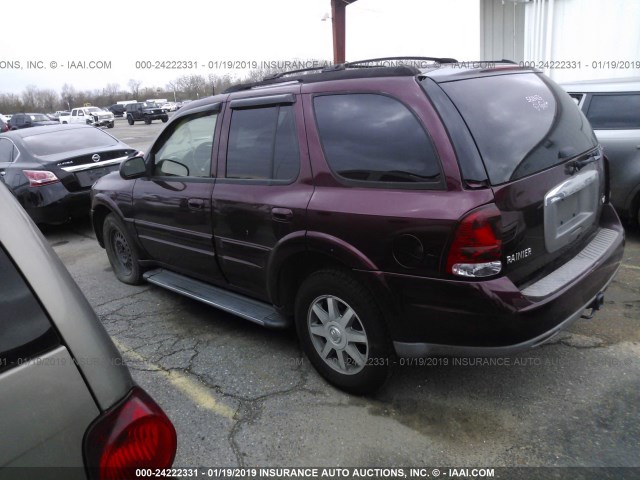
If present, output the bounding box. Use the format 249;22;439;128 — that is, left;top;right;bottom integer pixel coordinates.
1;0;480;95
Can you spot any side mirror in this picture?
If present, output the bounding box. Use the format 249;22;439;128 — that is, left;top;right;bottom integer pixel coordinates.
120;155;147;179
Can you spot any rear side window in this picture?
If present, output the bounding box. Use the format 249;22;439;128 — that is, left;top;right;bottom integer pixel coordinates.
441;73;598;185
0;139;14;162
586;94;640;129
0;245;59;373
226;105;300;181
314;94;442;186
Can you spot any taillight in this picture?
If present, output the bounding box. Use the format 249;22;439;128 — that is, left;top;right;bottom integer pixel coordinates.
446;204;503;278
84;386;177;480
23;170;60;187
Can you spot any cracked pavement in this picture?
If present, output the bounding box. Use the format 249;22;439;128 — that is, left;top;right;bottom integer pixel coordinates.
43;219;640;469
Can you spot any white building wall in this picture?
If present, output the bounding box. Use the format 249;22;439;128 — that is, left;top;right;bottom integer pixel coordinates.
523;0;640;82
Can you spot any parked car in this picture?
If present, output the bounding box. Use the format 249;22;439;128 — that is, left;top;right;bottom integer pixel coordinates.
0;113;11;123
561;78;640;226
0;124;136;224
125;102;169;125
0;181;176;477
0;117;8;133
108;104;127;117
162;102;178;112
91;58;624;394
8;113;58;129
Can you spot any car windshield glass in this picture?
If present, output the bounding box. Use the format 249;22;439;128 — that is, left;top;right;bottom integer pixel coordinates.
438;73;598;184
22;128;118;156
29;114;49;122
86;107;102;113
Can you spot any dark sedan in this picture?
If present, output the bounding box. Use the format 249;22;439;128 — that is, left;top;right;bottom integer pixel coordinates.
8;112;59;129
0;124;136;224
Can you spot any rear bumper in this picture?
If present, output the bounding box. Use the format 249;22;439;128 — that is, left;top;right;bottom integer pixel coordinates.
366;205;625;356
17;183;90;224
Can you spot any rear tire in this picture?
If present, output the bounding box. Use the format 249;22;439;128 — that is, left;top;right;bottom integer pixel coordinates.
295;269;392;395
108;121;114;128
103;213;143;285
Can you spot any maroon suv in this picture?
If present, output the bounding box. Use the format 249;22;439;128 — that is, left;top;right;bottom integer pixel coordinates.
91;58;624;394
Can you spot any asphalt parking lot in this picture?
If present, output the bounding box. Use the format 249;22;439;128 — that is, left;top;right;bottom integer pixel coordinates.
43;120;640;472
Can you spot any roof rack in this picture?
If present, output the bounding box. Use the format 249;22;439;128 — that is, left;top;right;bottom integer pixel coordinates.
344;56;459;67
223;56;459;94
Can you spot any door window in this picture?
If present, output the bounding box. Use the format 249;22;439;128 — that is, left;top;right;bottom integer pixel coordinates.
152;112;218;178
226;105;300;181
587;94;640;129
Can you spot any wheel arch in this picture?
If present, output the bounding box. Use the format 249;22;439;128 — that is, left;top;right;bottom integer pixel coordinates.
91;195;136;250
267;231;397;321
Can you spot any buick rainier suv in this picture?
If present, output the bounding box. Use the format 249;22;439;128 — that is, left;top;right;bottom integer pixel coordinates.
91;58;624;394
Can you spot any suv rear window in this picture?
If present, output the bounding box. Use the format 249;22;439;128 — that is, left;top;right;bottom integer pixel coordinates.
314;94;442;186
440;73;598;185
586;94;640;129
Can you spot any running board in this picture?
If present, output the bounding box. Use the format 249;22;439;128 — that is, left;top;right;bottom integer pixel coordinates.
143;269;290;329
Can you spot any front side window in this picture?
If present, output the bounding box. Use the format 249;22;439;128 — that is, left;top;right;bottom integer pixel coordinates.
313;94;441;186
226;105;300;181
153;112;217;178
587;94;640;129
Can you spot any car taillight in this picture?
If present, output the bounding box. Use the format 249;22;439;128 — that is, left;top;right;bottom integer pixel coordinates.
446;204;503;278
23;170;60;187
84;386;177;480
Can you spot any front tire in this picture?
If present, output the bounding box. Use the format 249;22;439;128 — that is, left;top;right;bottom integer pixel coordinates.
144;117;151;125
127;116;134;125
295;269;392;395
103;213;143;285
162;116;168;123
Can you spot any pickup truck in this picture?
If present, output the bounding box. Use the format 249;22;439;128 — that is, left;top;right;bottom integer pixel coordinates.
63;107;115;128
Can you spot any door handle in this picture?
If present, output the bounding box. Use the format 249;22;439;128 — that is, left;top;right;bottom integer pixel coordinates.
272;207;293;222
188;198;204;210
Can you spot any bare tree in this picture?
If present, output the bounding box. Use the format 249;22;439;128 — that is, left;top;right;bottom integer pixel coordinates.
61;83;77;110
21;85;39;111
128;79;142;99
37;89;59;112
104;83;120;105
0;93;23;113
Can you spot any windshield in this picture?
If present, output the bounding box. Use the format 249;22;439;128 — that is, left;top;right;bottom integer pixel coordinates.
438;73;598;184
86;107;102;113
22;128;118;156
29;114;50;122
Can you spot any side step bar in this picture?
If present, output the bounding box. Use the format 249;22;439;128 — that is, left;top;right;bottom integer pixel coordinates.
143;269;290;329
